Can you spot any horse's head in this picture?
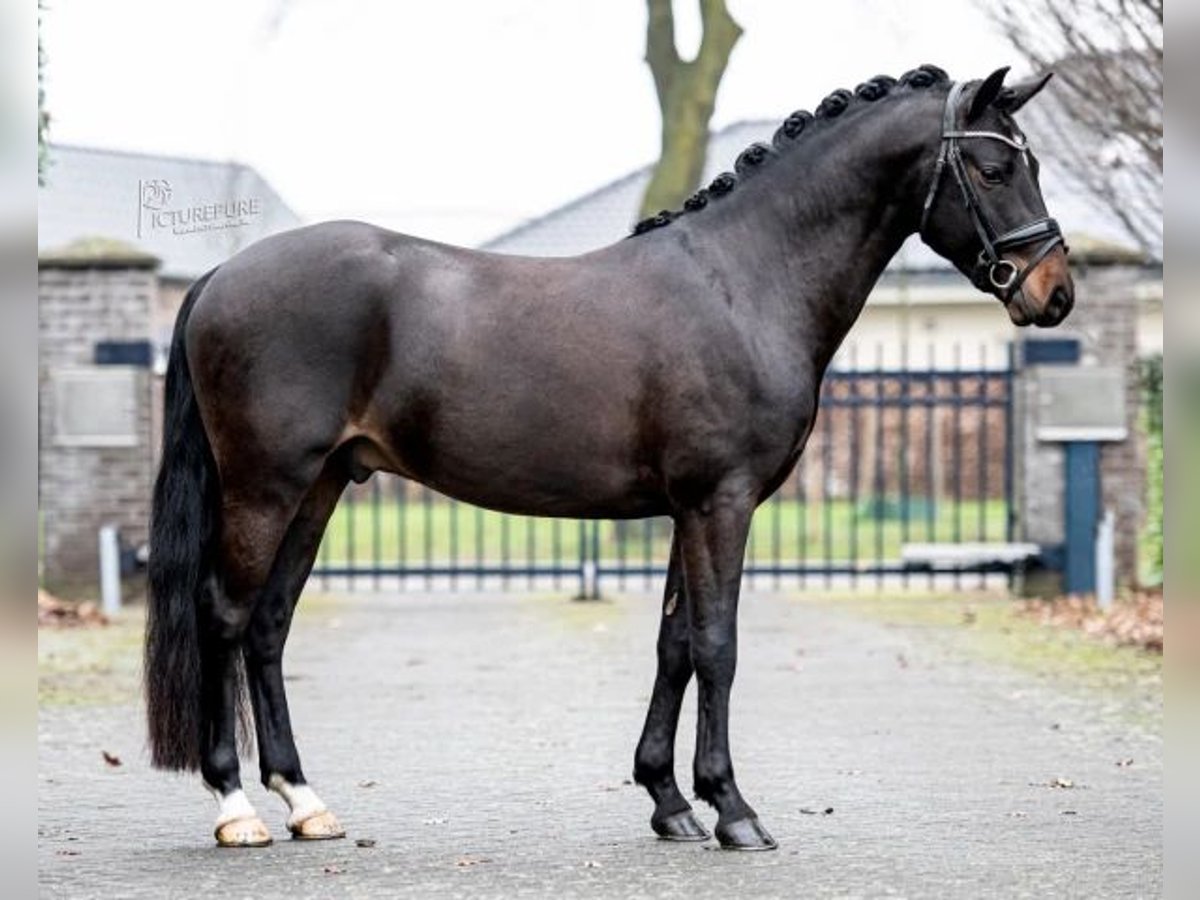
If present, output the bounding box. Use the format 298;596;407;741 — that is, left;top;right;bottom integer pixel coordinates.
919;67;1073;328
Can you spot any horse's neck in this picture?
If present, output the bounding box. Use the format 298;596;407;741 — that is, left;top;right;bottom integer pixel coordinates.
690;99;936;372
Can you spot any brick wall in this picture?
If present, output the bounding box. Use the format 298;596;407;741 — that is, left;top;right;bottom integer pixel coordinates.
38;260;158;591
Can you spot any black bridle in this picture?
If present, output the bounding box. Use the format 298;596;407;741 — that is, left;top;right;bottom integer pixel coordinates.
919;81;1066;301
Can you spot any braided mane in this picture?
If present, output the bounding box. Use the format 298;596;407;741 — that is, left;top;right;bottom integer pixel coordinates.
630;64;950;237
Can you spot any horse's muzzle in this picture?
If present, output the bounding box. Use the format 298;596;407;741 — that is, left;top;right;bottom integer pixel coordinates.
997;245;1073;328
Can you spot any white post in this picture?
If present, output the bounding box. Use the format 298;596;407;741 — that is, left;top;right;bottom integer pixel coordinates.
99;524;122;616
580;560;598;601
1095;509;1115;610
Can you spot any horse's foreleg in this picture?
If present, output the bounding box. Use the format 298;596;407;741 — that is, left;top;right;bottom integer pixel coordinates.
677;485;777;851
244;467;348;841
633;534;709;841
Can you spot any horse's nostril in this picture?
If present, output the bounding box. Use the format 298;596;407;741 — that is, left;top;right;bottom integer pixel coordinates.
1047;286;1070;320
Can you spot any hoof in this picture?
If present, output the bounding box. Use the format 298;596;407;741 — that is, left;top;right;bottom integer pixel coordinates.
215;816;273;848
652;809;711;842
289;809;346;841
715;816;777;851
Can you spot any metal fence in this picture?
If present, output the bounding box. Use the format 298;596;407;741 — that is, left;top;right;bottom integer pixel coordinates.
312;347;1014;592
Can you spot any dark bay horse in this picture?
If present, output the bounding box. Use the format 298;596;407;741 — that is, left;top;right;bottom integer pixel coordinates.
145;65;1073;851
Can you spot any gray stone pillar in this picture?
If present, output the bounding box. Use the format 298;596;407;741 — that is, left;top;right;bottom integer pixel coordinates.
1013;265;1145;592
38;239;160;593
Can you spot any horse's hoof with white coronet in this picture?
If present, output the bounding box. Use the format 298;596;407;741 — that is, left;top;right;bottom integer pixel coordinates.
214;815;273;848
288;809;346;840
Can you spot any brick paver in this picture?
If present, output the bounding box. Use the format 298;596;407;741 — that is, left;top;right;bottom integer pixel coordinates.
38;591;1162;898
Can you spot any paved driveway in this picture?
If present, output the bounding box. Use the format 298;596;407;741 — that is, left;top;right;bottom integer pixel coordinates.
38;590;1162;898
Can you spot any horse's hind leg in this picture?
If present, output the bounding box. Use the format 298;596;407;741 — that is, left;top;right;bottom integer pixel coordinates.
633;534;710;841
201;469;318;848
244;461;348;840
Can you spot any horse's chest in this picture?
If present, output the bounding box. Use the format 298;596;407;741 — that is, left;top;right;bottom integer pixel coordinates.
754;389;819;491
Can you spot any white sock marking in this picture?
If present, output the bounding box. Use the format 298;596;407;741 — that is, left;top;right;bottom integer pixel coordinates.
206;785;257;828
267;774;327;827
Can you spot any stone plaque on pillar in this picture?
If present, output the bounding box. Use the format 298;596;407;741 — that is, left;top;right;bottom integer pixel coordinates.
1033;366;1128;443
51;367;141;448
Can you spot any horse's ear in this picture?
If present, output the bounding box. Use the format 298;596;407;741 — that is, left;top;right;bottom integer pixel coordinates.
994;71;1054;114
966;66;1010;121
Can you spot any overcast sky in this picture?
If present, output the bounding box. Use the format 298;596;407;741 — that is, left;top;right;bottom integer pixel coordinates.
42;0;1023;246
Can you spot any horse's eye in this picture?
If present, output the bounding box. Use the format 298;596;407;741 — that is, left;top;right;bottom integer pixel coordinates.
980;166;1004;186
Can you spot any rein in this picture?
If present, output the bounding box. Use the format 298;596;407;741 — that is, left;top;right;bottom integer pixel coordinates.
919;81;1066;299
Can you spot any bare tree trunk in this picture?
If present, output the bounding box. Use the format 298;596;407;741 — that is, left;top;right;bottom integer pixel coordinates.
638;0;742;220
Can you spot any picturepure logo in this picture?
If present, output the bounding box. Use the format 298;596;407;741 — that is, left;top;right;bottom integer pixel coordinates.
136;178;262;238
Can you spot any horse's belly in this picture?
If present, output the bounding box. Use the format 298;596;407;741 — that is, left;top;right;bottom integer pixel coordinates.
406;454;669;520
420;477;669;520
362;408;667;520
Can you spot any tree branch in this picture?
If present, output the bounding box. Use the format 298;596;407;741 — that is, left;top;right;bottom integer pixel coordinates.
696;0;743;72
645;0;680;107
983;0;1161;254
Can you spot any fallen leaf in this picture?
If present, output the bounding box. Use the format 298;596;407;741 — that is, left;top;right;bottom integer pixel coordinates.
101;751;121;767
1017;591;1162;653
38;591;108;628
455;856;490;868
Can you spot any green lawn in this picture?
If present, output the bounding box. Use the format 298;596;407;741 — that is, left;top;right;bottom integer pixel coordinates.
317;496;1009;568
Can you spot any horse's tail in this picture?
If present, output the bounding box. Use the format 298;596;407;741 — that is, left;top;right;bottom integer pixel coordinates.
145;268;220;772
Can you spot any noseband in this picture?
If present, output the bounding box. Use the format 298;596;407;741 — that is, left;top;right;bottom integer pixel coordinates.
919;81;1066;300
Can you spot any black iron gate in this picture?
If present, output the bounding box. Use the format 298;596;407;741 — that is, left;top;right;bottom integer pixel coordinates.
312;347;1014;592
